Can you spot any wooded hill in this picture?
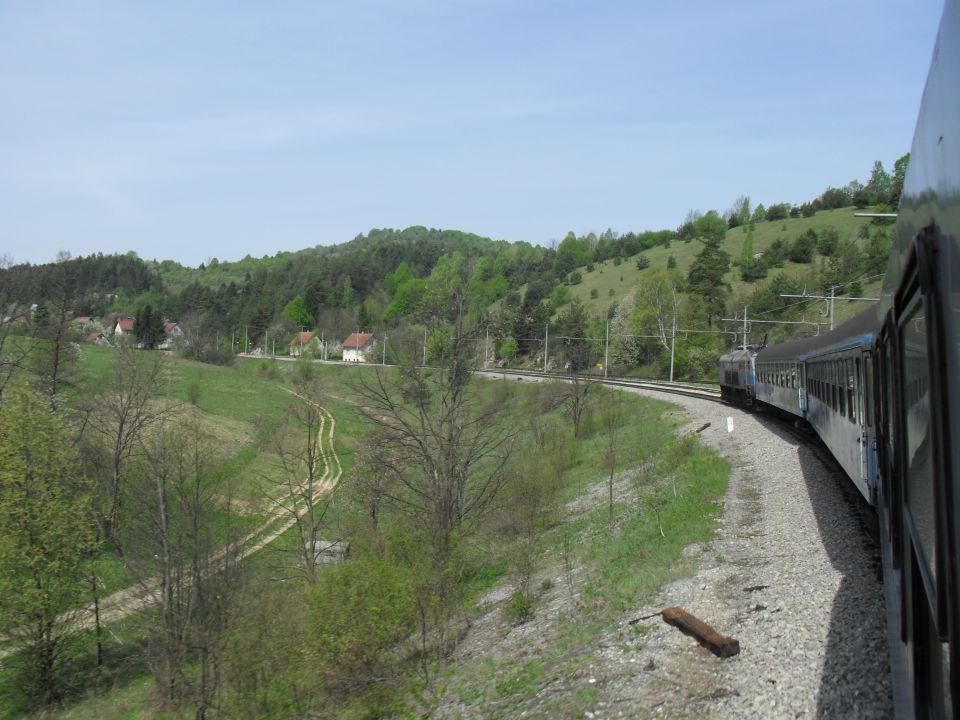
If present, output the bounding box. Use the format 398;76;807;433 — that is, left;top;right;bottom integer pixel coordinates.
0;155;905;379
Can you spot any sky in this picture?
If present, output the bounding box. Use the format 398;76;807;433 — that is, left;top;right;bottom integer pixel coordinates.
0;1;945;268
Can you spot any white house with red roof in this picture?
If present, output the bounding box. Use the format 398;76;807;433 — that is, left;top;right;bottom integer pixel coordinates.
114;318;135;336
342;332;375;362
159;322;183;350
289;330;321;357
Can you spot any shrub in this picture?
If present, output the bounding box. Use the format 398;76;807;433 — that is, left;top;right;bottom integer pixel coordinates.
789;229;817;263
187;381;201;406
568;271;582;285
308;556;417;682
817;227;839;257
590;288;599;299
503;590;535;625
499;336;519;361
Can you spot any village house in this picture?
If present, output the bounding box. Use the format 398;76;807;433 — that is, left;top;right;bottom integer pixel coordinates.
159;322;184;350
342;332;375;362
289;331;323;357
114;318;135;336
85;331;110;346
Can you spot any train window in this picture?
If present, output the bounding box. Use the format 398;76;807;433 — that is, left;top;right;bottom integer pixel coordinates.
827;361;839;410
835;361;841;412
847;358;856;422
900;297;937;590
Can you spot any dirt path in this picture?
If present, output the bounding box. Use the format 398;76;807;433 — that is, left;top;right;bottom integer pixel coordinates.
0;396;342;657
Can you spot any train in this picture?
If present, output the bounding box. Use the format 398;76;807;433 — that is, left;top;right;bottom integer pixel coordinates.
719;3;959;715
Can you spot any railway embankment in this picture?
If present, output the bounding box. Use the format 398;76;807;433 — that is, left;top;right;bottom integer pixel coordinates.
612;390;892;718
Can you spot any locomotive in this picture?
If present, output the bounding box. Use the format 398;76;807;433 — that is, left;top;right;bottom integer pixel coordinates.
719;2;959;714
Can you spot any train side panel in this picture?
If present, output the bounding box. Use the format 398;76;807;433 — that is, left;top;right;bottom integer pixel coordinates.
754;359;804;417
805;347;877;504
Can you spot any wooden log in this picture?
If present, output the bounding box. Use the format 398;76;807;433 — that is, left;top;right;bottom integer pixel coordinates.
661;607;740;658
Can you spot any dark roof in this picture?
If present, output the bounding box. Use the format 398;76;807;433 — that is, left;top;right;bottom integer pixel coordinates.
756;306;879;362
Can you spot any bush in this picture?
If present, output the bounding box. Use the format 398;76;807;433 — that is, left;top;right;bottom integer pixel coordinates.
187;381;201;406
667;256;676;269
789;229;817;263
308;556;417;682
590;288;599;299
568;271;582;285
499;336;519;361
817;227;839;257
740;257;767;282
636;256;650;270
503;590;535;625
613;256;623;266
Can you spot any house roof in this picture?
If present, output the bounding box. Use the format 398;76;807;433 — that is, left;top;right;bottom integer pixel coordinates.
115;318;135;332
164;322;178;333
74;316;92;324
85;331;105;343
343;332;374;350
289;331;316;346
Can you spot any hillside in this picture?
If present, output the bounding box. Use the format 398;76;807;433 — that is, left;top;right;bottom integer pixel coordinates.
560;207;883;343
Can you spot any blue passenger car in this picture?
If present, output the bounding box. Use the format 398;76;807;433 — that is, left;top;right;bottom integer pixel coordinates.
800;309;878;505
718;347;756;405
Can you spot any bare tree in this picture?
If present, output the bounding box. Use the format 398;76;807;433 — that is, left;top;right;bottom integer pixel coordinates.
123;421;239;715
564;372;592;439
31;254;80;411
601;390;625;525
87;347;168;544
354;316;514;671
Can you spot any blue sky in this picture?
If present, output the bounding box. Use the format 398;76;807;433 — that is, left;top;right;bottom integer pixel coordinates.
0;1;943;267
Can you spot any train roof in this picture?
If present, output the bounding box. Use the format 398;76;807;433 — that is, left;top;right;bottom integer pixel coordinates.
719;348;755;363
756;306;878;362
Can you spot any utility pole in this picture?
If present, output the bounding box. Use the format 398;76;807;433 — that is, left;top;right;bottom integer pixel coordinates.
382;335;386;365
244;325;248;354
778;289;879;332
829;286;835;331
543;323;549;373
603;320;609;379
422;326;427;367
484;326;489;368
742;305;748;348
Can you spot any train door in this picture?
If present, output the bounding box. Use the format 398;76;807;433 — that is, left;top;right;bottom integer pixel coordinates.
861;350;878;504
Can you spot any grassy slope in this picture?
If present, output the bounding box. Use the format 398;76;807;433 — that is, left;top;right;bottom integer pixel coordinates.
567;208;881;328
12;369;730;720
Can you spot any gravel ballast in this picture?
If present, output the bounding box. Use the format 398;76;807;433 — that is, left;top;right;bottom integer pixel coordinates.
603;390;893;718
434;384;893;719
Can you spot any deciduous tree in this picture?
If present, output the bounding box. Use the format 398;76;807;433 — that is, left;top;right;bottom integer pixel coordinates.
0;385;98;704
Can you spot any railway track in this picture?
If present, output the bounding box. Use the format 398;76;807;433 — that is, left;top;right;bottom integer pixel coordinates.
475;368;722;403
